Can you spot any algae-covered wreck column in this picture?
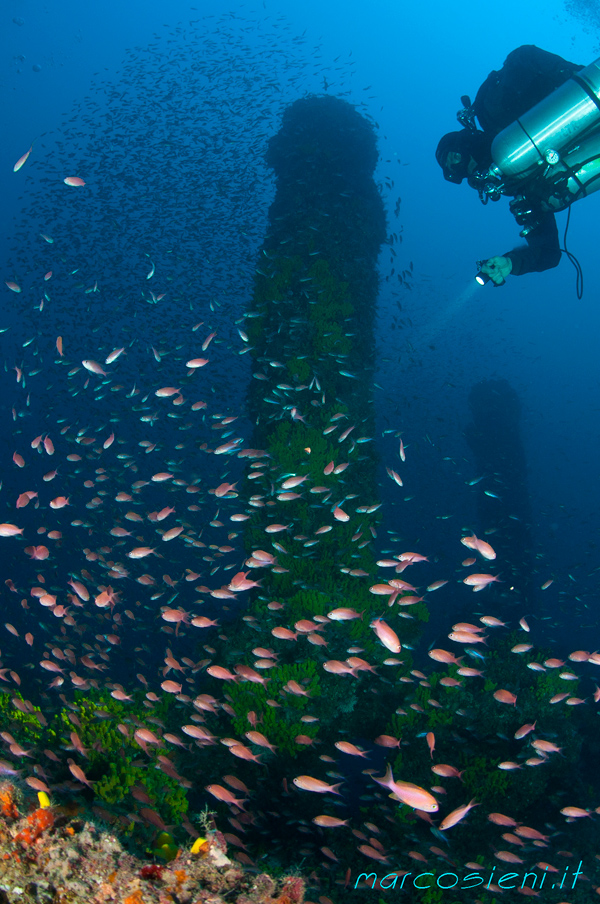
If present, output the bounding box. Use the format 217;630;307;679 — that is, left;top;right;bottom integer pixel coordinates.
248;95;385;445
221;97;423;766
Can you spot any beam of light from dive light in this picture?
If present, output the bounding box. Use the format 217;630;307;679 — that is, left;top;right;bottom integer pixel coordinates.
416;279;480;349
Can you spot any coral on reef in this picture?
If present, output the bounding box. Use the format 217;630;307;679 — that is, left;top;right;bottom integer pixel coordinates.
0;789;304;904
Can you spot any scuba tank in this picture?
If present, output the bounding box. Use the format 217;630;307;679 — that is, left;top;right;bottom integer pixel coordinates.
539;130;600;211
490;57;600;197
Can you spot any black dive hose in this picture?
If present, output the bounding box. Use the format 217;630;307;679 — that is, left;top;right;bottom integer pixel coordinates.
561;205;584;299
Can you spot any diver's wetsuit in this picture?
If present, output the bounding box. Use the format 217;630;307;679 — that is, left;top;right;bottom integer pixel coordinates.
472;45;583;275
504;211;562;276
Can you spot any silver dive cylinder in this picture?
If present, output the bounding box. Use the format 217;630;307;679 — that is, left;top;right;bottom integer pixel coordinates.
491;57;600;181
539;130;600;212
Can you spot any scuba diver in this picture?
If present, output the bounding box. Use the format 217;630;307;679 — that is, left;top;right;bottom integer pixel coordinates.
435;45;600;287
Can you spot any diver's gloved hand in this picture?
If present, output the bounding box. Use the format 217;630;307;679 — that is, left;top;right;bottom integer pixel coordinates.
480;256;512;285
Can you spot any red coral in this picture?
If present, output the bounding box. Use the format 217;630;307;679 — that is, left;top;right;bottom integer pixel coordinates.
14;807;54;846
139;864;164;880
280;876;305;904
0;783;19;820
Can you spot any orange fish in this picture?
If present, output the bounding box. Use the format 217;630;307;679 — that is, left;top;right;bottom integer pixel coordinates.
161;680;182;694
373;764;438;812
514;722;536;739
24;546;49;560
493;689;517;706
155;386;180;397
312;815;349;827
206;666;237;681
201;331;216;351
206;784;246;809
426;732;435;758
127;547;156;559
68;762;93;787
186;357;209;368
333;506;349;522
228;571;260;592
49;496;69;509
463;573;501;587
461;534;496;560
293;775;342;795
431;764;463;779
370;618;401;653
439;798;478;830
335;741;368;758
105;347;125;364
357;844;388;863
428;649;461;665
16;491;37;508
0;524;24;537
162;527;184;542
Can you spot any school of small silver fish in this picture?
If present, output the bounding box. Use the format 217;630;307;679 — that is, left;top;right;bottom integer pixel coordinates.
2;11;600;902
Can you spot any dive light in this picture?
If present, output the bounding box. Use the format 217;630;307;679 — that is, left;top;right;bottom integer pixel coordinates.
475;261;491;286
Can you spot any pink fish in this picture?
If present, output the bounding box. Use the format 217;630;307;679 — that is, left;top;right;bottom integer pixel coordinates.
206;665;237;681
335;741;368;758
127;547;156;559
461;534;496;560
13;146;33;172
228;571;261;592
82;360;107;375
431;764;463;780
229;744;263;765
463;573;501;588
0;524;24;537
370;618;401;653
201;331;216;351
206;784;246;809
161;680;182;694
16;491;37;508
105;347;125;364
372;764;438;812
439;798;478;830
293;775;342;795
49;496;69;509
69;762;94;787
186;357;209;368
280;475;308;490
245;731;277;753
271;627;297;642
191;616;219;629
493;689;517;706
162;526;184;541
24;545;48;560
